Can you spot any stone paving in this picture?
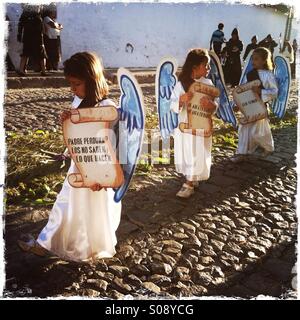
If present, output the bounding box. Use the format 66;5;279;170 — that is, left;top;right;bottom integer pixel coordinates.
3;79;298;299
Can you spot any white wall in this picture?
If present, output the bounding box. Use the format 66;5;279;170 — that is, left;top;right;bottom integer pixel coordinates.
6;2;298;69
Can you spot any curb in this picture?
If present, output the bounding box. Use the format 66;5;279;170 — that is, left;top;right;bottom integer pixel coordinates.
6;70;157;89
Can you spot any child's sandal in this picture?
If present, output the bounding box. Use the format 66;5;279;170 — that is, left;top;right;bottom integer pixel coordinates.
176;183;194;198
18;234;48;257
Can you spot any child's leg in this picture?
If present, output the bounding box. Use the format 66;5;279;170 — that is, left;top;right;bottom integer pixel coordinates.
185;180;194;187
230;124;251;162
236;123;251;155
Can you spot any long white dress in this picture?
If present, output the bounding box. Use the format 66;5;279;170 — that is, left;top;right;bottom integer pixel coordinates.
37;96;122;262
170;78;217;182
237;70;278;155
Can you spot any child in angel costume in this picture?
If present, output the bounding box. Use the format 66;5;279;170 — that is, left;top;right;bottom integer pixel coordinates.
231;47;291;162
18;52;145;261
156;48;236;198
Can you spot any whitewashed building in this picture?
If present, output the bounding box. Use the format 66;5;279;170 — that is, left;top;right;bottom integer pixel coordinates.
6;1;299;68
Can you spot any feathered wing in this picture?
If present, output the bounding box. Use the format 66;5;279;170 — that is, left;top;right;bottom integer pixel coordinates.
208;51;237;127
239;51;253;85
155;57;179;140
114;68;145;203
272;55;291;119
230;50;254;111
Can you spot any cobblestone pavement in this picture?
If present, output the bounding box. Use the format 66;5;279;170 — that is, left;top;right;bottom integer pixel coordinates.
3;80;298;299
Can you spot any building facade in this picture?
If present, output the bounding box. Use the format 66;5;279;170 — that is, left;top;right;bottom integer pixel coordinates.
6;2;298;69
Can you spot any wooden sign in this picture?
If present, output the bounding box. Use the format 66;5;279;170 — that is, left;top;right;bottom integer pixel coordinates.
62;107;124;188
179;82;220;137
233;80;267;124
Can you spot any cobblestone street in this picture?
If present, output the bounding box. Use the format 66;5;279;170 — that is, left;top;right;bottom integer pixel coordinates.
3;76;298;299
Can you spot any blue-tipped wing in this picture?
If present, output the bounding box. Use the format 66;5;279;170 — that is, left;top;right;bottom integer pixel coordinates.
272;55;291;119
156;57;179;140
239;51;253;85
114;68;145;203
208;51;237;127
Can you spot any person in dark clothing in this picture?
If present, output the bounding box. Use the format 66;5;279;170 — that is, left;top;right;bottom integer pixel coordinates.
220;47;229;82
17;5;47;76
5;14;15;71
243;35;258;61
209;23;226;57
224;28;243;87
258;34;278;55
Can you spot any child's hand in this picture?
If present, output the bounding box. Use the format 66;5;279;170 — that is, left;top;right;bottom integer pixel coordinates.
90;183;103;192
252;86;261;96
179;92;193;106
233;105;239;112
200;96;217;112
60;110;71;123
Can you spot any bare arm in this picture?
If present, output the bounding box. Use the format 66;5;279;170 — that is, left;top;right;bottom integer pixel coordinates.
47;21;62;30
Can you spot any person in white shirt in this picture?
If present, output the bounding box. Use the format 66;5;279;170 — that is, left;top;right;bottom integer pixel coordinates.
281;41;294;64
43;10;63;70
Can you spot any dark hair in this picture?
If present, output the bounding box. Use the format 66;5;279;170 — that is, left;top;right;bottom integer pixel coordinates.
251;35;257;42
218;23;224;30
64;52;108;108
178;48;210;92
253;47;273;70
231;28;239;39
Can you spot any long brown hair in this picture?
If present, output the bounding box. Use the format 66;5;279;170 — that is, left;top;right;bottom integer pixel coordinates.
178;48;210;92
253;47;273;71
63;52;109;108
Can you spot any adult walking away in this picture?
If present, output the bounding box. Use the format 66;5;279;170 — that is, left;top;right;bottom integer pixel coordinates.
281;41;294;64
17;5;47;76
5;14;15;71
43;9;63;71
209;23;226;57
243;35;258;61
291;39;297;79
258;34;278;56
224;28;243;87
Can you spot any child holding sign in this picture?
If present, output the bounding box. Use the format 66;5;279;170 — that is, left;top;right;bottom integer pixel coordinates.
232;47;278;162
170;49;219;198
18;52;122;261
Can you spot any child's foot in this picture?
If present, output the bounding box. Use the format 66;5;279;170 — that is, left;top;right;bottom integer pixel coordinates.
18;234;48;257
230;154;246;163
192;181;199;188
176;183;194;198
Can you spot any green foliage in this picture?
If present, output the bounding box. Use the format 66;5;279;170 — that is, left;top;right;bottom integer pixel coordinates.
6;130;66;206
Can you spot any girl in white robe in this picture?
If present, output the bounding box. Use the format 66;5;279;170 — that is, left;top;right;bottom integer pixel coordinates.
18;52;121;262
233;47;278;161
170;49;219;198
